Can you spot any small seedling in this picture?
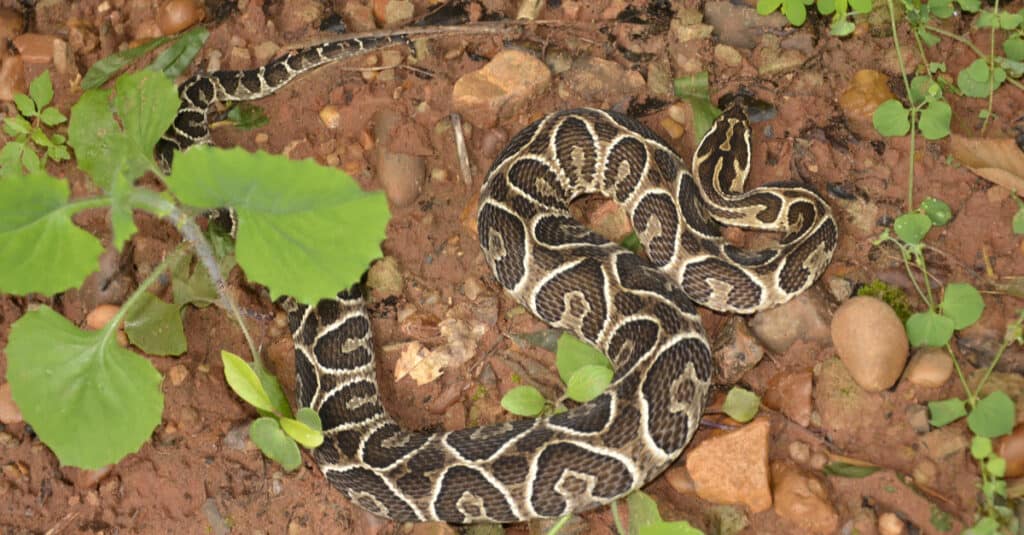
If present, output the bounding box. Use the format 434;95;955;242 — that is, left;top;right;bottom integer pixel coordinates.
756;0;872;36
1;71;69;174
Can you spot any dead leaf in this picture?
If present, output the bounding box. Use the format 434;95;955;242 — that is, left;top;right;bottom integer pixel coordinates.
950;135;1024;195
394;342;447;386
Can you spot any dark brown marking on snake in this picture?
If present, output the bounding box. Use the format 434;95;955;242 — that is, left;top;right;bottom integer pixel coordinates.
531;443;633;517
434;466;516;522
445;419;533;461
361;424;429;469
549;393;612;434
326;467;419;520
604;137;647;202
632;191;680;267
533;258;608;341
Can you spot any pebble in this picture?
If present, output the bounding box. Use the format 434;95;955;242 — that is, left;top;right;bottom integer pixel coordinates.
996;424;1024;478
156;0;204;36
903;347;953;388
754;34;807;76
0;382;22;424
12;33;62;64
906;404;931;434
714;44;743;67
366;256;403;297
222;423;255;451
771;462;839;534
838;70;897;139
167;364;189;386
877;512;906;535
702;1;786;49
808;451;828;471
341;2;376;32
911;458;937;487
762;370;812;427
0;54;26;101
85;304;129;346
831;296;909;392
0;7;24;43
712;317;766;384
788;441;810;464
560;56;644;105
451;50;552;129
919;427;968;460
749;289;831;354
685;418;772;512
253;41;280;64
372;0;414;27
319;104;342;129
274;0;322;34
373;109;425;207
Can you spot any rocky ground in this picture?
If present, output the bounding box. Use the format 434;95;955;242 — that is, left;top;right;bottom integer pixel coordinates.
1;0;1024;534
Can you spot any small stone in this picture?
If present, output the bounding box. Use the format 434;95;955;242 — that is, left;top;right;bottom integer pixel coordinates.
665;466;696;495
0;7;25;43
877;512;906;535
319;104;342;129
708;505;749;535
788;441;811;464
451;50;551;129
0;54;26;101
755;34;806;76
808;451;828;471
903;347;953;388
273;0;322;34
713;317;766;384
560;56;644;106
156;0;204;36
12;33;62;64
373;109;425;207
771;462;839;534
61;465;113;488
253;41;280;64
659;116;685;139
372;0;414;27
762;370;812;427
85;304;129;346
341;2;376;32
223;423;255;451
906;404;930;434
749;289;831;354
168;364;188;386
714;44;743;67
831;296;909;391
996;424;1024;478
839;70;897;139
366;256;403;297
911;458;937;487
0;383;22;424
919;427;968;460
686;418;772;512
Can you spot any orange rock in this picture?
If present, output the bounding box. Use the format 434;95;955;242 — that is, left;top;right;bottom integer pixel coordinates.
0;54;26;101
996;424;1024;478
838;70;897;139
763;370;813;427
0;382;22;425
771;461;839;534
156;0;204;36
451;50;552;129
685;417;772;512
12;33;61;64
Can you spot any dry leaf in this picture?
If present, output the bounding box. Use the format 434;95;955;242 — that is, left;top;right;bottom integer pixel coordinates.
394;342;447;385
950;134;1024;195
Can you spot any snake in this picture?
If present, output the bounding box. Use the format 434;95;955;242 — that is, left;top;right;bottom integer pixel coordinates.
156;25;838;524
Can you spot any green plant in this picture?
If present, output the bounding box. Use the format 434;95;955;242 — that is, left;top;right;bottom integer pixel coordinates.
756;0;872;36
1;68;389;471
1;71;69;175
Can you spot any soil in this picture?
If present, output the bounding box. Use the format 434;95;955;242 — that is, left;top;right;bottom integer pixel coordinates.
2;0;1023;534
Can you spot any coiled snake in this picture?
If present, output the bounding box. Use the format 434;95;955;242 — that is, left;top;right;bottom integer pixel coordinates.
157;26;838;524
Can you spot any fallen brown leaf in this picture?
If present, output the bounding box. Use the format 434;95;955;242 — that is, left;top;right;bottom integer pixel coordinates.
949;134;1024;194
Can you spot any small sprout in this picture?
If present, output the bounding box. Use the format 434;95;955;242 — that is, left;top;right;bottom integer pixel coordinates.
500;386;547;417
872;100;911;137
893;212;932;245
939;283;984;330
919;197;952;226
722;387;760;423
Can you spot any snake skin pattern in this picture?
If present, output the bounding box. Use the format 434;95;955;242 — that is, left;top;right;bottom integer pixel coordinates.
158;26;838;524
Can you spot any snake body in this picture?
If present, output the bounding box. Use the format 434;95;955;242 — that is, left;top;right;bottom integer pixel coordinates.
159;27;837;524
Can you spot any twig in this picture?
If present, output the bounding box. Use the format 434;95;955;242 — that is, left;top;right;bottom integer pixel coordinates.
451;112;473;186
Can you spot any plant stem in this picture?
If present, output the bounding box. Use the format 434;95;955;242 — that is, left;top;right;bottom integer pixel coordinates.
982;0;1001;132
612;499;627;535
101;247;184;350
544;514;572;535
886;0;916;208
972;310;1024;398
945;342;976;405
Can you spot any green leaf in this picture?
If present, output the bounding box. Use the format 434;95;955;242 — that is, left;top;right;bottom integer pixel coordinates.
1013;206;1024;235
29;70;54;110
673;72;721;141
905;311;955;347
823;462;882;478
986;456;1006;477
627;490;664;534
620;232;642;253
919;197;952;226
929;505;954;532
254;360;293;418
115;70;179;159
639;522;704;535
249;417;302;471
957;59;1005;97
999;12;1022;30
928;397;967;426
967;516;999;535
13;93;36;117
21;146;41;173
555;333;611;384
81;34;175;89
830;19;856;36
722;387;760;423
971;436;993;460
956;0;980;11
39;106;68;127
849;0;871;11
929;0;954;17
918;100;951;140
0;172;103;295
565;364;614;403
1005;36;1024;61
171;253;227;307
221;350;275;413
817;0;836;15
873;99;911;137
226;103;271;130
0;141;24;173
967;391;1015;437
501;386;546;417
6;306;163;468
165;147;390;304
757;0;784;15
68;89;123;189
123;292;187;356
295;407;322;432
280;416;324;449
3;116;32;136
146;26;209;78
939;283;984;330
783;0;808;25
893;212;932;244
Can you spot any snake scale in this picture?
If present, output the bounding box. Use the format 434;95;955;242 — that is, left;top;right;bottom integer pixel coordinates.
157;25;838;524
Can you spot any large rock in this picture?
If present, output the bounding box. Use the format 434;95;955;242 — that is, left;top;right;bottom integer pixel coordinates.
451;50;551;129
749;288;831;354
685;418;772;512
831;296;909;391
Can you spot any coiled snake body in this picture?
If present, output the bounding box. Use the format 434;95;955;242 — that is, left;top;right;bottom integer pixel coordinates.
158;27;838;524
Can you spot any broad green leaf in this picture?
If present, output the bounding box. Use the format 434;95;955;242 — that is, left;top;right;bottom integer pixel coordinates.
957;59;1005;97
626;490;664;534
918;100;951;140
555;333;611;384
919;197;952;226
956;0;980;11
110;170;137;251
280;416;324;448
0;141;24;172
81;34;175;89
249;417;302;471
565;364;613;403
823;462;882;478
757;0;784;15
166;147;390;304
817;0;836;15
849;0;871;11
639;522;704;535
13;93;36;117
967;391;1015;438
673;72;721;140
0;173;103;295
893;212;931;244
970;436;993;460
830;19;856;36
3;116;31;136
123;292;187;356
722;387;760;423
939;283;984;330
21;146;41;173
254;360;293;418
873;100;911;137
221;350;275;412
6;306;163;468
29;70;54;110
783;0;808;26
1013;206;1024;235
115;71;179;158
501;386;546;417
929;0;954;17
146;26;209;77
171;253;226;307
906;311;954;347
928;397;967;426
68;89;134;189
1005;36;1024;61
39;107;67;127
621;232;642;253
986;456;1006;477
296;407;322;432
